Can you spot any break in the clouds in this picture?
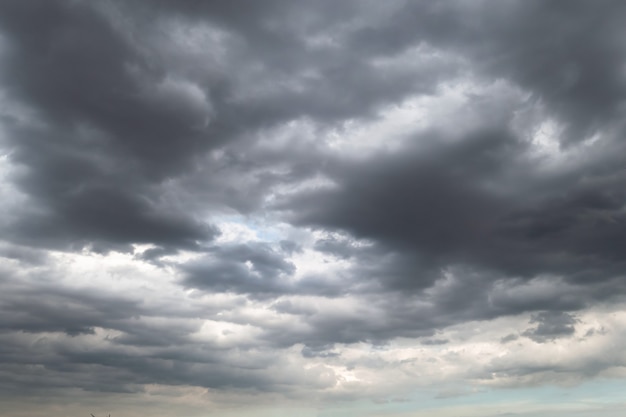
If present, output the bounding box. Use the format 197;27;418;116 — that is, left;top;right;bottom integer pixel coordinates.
1;1;626;416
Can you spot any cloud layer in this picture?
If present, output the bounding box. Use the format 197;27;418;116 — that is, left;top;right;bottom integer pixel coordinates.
1;1;626;416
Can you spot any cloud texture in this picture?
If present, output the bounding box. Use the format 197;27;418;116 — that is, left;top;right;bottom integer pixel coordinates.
1;1;626;416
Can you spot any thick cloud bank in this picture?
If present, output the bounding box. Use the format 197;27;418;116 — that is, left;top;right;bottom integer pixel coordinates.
1;1;626;416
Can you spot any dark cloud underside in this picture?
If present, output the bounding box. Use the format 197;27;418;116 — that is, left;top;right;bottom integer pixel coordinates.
1;0;626;404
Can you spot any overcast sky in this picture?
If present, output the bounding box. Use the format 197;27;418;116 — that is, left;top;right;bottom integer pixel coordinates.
1;1;626;416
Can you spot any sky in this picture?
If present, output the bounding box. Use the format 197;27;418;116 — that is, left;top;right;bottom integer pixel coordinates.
1;1;626;416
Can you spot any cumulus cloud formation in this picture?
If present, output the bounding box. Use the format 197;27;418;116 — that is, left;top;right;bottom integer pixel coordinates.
1;1;626;416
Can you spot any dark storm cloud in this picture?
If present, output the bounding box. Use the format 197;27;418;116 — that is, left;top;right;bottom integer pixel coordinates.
0;0;210;174
278;0;626;302
284;128;516;266
182;242;296;295
0;262;299;394
0;269;140;337
181;241;358;298
278;133;626;337
0;0;622;268
348;0;626;144
147;0;457;123
0;0;458;252
0;331;320;396
0;0;218;251
0;242;49;265
1;0;626;401
257;271;499;348
283;105;626;296
0;282;334;396
522;311;579;343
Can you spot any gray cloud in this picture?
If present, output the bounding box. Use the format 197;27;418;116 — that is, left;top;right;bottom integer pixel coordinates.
182;242;296;296
522;311;579;343
1;0;626;411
